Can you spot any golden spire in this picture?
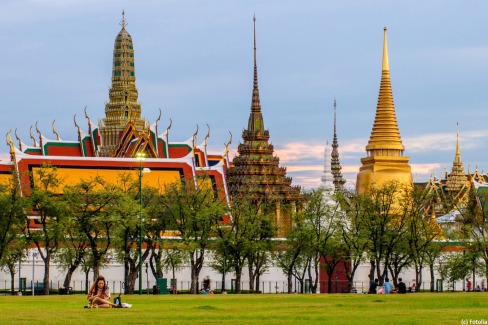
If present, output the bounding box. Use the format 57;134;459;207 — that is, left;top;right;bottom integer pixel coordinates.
455;122;460;163
120;10;127;29
446;123;468;191
382;27;389;71
365;27;405;154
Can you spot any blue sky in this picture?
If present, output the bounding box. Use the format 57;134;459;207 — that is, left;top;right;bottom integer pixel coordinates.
1;0;488;188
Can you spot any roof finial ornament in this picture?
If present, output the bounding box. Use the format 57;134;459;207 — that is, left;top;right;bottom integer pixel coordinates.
35;121;41;136
382;27;389;71
52;120;60;141
155;108;162;128
204;124;210;147
30;126;38;147
192;125;199;150
14;129;22;149
120;10;127;29
166;118;172;134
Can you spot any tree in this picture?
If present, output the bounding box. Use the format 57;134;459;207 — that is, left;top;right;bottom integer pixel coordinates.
361;181;409;284
63;176;121;281
160;244;186;293
215;194;272;293
274;213;310;294
110;173;153;294
161;176;226;294
0;173;27;294
0;173;27;263
340;190;369;293
302;188;341;293
403;185;440;292
25;164;69;294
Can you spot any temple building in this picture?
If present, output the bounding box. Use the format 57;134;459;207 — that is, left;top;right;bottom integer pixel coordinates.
419;127;488;226
356;28;412;193
0;13;230;219
226;17;303;236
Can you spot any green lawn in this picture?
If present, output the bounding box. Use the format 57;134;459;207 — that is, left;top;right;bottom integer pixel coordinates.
0;292;486;324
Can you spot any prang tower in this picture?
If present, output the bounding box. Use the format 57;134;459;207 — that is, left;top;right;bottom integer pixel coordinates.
356;28;412;193
226;17;302;236
98;12;149;157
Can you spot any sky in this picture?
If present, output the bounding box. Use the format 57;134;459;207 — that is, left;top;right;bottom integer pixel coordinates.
1;0;488;189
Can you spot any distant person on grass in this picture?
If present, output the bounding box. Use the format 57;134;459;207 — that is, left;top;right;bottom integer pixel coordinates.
87;275;120;308
396;278;407;294
383;278;393;294
368;278;378;294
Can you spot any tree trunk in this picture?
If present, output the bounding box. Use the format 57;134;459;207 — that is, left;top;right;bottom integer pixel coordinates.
287;271;293;294
418;265;423;292
190;260;198;294
9;265;15;295
255;273;261;293
43;258;50;295
327;271;333;294
84;268;90;293
369;260;375;281
248;260;255;292
429;262;435;292
63;263;80;288
235;266;242;294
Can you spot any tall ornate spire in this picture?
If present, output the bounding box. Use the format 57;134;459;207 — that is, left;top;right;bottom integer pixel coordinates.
331;99;345;191
247;15;264;135
365;27;405;155
226;16;302;236
446;123;469;192
321;140;334;190
98;11;147;156
356;28;412;193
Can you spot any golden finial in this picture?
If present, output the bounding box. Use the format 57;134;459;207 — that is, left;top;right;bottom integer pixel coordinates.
224;131;233;151
455;122;460;159
73;114;80;130
166;118;172;134
84;106;91;125
155;108;162;128
382;27;389;71
192;125;199;149
35;121;41;136
30;126;38;147
204;124;210;147
120;10;127;29
52;120;60;141
14;129;21;149
6;129;12;147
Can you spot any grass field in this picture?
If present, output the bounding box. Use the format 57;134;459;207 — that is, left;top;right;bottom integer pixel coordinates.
0;292;486;324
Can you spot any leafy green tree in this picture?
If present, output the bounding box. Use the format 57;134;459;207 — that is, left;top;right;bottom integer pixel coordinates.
25;165;69;294
302;188;342;293
63;176;121;281
161;176;226;294
403;185;440;291
0;174;27;263
361;181;409;283
275;211;311;294
340;190;369;293
215;194;272;293
160;244;187;293
0;235;27;295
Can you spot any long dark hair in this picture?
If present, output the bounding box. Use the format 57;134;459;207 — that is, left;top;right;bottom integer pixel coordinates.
89;276;107;295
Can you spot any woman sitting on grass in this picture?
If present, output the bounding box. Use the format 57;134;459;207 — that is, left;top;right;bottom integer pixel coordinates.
87;275;120;308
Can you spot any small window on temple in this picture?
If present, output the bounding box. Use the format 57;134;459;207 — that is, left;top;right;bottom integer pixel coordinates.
125;111;128;118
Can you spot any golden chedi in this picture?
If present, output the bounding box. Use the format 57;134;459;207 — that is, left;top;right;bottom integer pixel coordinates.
356;28;412;193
